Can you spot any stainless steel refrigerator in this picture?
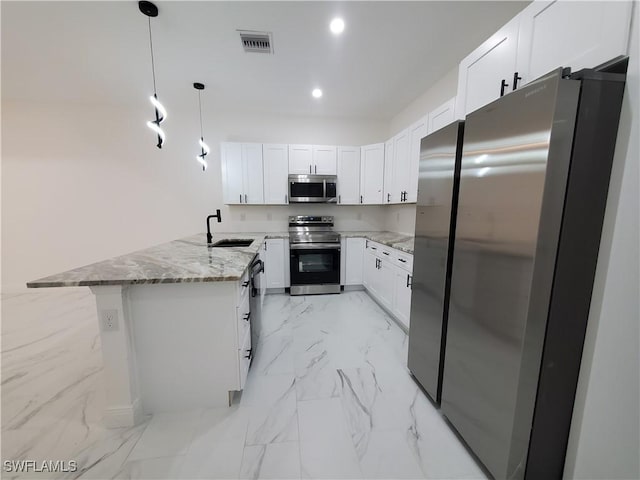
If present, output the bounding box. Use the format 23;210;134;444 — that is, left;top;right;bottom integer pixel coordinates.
407;58;627;480
407;120;464;403
439;60;627;479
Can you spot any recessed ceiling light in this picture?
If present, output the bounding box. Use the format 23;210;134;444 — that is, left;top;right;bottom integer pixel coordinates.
330;18;345;35
312;88;323;98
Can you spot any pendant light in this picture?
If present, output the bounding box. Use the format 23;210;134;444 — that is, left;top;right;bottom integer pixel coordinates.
139;1;166;149
194;82;209;171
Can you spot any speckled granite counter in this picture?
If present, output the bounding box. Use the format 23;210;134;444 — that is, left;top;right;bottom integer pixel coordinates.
27;233;267;288
339;231;414;254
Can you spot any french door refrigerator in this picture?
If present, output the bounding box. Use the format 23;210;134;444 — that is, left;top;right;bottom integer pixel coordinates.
407;120;464;403
440;59;627;479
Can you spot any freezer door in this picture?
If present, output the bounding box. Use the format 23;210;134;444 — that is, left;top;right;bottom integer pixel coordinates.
440;69;580;479
407;121;463;403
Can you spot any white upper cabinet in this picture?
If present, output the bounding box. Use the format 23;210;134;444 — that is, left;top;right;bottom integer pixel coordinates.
313;145;338;175
392;128;410;204
407;116;427;203
221;142;264;205
360;143;385;204
455;16;520;119
455;1;632;119
516;0;633;86
289;145;337;175
383;139;394;205
263;144;289;205
337;146;361;205
428;97;456;135
288;144;313;174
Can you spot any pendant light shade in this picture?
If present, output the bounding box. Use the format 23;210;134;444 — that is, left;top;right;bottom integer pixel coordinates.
139;1;166;149
194;82;209;171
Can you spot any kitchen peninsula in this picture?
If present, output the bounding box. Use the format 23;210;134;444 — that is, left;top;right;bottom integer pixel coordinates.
27;233;267;427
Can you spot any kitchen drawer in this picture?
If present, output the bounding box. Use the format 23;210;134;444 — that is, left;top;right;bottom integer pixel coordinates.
366;240;383;254
238;331;252;390
236;292;251;349
394;251;413;272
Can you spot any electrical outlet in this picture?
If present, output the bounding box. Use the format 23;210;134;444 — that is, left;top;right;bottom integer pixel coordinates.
101;309;119;332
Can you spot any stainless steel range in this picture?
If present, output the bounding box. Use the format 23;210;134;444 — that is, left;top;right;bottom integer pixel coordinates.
288;215;341;295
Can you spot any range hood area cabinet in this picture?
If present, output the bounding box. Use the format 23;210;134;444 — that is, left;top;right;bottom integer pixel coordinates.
221;142;264;205
455;0;633;119
288;145;337;175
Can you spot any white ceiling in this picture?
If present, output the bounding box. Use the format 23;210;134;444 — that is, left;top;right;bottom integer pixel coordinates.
2;1;528;121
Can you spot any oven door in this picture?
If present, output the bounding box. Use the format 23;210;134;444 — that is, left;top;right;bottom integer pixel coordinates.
289;243;341;295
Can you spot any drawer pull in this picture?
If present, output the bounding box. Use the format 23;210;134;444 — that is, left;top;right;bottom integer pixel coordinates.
383;252;390;256
242;280;250;287
244;348;253;360
398;258;406;263
243;312;251;322
370;246;377;250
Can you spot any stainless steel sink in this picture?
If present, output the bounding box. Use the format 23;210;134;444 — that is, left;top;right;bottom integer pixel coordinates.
209;239;254;248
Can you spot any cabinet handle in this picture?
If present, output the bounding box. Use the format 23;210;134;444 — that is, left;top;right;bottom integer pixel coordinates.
285;194;288;203
387;193;391;203
406;274;412;288
398;258;407;263
339;195;341;204
371;246;377;250
245;194;248;203
264;241;267;251
512;71;522;91
242;280;250;287
240;194;242;203
315;165;317;174
383;251;389;256
244;348;253;359
243;312;251;322
500;79;509;97
309;165;312;174
360;195;363;204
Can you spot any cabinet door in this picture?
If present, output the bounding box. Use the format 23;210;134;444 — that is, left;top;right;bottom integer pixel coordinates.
428;97;456;135
264;239;285;289
455;16;520;119
243;143;264;204
407;116;427;203
221;142;244;204
360;143;385;204
393;267;412;329
313;145;338;175
345;238;364;285
337;146;361;204
363;250;376;291
392;128;410;204
377;258;394;311
289;144;313;174
383;139;394;204
263;144;289;205
516;0;632;86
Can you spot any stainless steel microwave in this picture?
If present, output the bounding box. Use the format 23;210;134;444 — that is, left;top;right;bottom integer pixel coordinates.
288;175;337;203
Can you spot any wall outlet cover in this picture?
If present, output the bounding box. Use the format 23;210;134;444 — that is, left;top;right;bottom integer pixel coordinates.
101;309;119;332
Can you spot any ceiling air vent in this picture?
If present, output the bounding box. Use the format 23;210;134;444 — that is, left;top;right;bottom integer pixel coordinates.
238;30;273;54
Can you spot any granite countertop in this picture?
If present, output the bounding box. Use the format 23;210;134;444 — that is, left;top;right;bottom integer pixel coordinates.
27;233;267;288
26;230;414;289
339;231;414;254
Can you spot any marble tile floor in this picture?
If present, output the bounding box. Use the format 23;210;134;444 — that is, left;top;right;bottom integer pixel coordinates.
1;289;487;480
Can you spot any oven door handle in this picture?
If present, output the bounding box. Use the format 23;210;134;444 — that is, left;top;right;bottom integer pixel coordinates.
290;243;341;250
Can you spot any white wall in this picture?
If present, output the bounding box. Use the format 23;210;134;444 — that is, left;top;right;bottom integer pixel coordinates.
384;66;459;236
1;101;388;291
563;3;640;478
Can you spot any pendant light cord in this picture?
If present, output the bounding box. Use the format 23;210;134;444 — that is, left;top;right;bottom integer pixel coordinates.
148;17;157;94
198;90;204;139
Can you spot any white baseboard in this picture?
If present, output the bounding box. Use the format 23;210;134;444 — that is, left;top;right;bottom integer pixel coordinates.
103;398;143;428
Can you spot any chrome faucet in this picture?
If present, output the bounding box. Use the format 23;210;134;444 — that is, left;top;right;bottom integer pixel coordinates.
206;209;222;244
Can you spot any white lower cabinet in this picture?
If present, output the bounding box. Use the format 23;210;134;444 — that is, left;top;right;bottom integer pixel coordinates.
345;238;364;285
363;240;413;329
262;238;286;289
